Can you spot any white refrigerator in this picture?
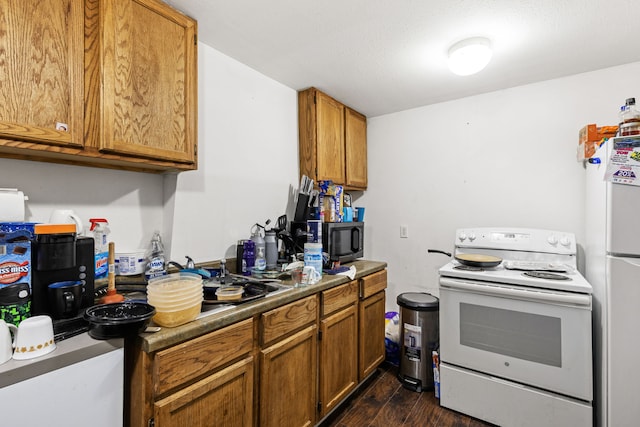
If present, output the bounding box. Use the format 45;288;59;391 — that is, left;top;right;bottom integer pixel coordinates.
584;136;640;427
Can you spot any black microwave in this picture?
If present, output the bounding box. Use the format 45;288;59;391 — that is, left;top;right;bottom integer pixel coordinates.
322;222;364;264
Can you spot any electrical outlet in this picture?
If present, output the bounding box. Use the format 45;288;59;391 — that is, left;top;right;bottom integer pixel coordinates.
400;225;409;238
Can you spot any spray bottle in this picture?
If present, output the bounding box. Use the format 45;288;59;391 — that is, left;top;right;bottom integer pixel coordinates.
89;218;110;279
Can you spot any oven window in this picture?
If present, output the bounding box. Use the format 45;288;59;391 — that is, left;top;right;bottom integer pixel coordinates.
459;303;561;367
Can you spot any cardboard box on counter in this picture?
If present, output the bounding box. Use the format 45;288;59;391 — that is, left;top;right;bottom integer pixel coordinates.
578;124;618;160
0;223;35;326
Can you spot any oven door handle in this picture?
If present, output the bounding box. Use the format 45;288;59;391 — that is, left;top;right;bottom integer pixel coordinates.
439;277;592;307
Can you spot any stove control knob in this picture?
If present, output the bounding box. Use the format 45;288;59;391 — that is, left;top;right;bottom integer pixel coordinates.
458;232;467;242
468;233;476;242
560;236;571;247
547;235;558;245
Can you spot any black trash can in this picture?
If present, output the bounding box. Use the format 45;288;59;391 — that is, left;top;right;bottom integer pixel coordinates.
396;292;439;392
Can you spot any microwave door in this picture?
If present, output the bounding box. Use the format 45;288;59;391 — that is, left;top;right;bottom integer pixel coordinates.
331;227;362;255
331;229;350;256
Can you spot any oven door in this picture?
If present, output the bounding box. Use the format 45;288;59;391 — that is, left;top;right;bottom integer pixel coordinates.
439;277;593;401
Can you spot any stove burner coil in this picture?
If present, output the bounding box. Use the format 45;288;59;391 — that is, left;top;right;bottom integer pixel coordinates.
523;271;571;281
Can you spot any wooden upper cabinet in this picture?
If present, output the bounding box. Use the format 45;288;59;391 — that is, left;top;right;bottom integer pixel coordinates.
0;0;84;148
0;0;197;173
98;0;197;165
345;107;367;189
315;92;345;184
298;87;367;190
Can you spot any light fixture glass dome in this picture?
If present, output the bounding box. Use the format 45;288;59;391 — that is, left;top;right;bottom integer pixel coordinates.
447;37;492;76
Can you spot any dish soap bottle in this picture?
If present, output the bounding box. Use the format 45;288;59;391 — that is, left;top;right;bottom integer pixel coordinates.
144;232;167;280
89;218;110;279
255;246;266;272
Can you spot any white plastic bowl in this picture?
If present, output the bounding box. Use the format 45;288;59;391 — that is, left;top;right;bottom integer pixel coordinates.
152;300;203;327
147;291;203;308
149;295;203;311
147;272;203;293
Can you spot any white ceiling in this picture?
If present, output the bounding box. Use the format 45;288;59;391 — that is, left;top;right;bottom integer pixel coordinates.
165;0;640;118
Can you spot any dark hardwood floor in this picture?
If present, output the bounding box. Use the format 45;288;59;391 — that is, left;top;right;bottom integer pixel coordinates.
321;363;493;427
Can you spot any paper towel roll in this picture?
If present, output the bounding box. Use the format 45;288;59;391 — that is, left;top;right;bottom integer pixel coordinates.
0;188;27;221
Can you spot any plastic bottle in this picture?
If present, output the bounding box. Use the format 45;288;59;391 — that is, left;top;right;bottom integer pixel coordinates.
255;246;266;271
620;98;640;124
89;218;110;279
251;225;265;259
144;232;167;280
242;240;255;276
619;98;640;136
303;242;323;278
264;230;278;270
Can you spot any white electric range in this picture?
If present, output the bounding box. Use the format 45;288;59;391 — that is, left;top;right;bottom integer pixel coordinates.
437;227;593;427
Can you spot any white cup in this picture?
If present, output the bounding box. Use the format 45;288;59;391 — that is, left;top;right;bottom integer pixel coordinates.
12;315;56;360
49;209;83;234
0;319;18;364
302;266;321;285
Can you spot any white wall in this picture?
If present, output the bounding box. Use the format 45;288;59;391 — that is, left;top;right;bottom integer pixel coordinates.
0;42;299;264
168;43;299;263
3;38;639;304
359;62;640;312
0;159;164;252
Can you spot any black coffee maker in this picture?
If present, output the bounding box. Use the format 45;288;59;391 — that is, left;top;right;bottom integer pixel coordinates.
31;224;95;319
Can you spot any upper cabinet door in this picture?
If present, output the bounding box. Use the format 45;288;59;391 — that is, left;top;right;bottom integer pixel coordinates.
0;0;84;148
316;91;345;183
345;107;367;189
100;0;197;164
298;88;367;190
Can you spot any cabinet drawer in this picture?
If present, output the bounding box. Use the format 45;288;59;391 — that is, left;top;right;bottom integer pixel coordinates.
154;356;254;427
261;295;317;345
322;281;358;317
153;318;253;396
360;269;387;299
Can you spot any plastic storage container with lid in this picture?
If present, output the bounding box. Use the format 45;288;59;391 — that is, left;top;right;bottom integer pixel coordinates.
397;292;439;392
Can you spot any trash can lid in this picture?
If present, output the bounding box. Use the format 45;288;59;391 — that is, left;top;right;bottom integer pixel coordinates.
397;292;439;311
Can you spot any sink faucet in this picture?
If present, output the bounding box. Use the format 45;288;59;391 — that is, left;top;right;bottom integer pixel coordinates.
185;256;195;269
219;258;227;284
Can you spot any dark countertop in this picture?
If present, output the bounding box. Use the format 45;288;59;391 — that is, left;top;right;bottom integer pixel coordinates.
138;260;387;353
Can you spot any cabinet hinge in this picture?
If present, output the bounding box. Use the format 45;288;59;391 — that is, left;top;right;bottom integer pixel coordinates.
194;34;197;45
148;418;155;427
194;143;197;155
318;330;322;341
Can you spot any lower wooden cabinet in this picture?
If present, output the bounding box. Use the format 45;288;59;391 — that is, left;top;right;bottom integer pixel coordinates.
127;268;387;427
259;296;318;427
127;318;254;427
260;325;318;427
358;270;388;381
319;281;359;417
154;356;253;426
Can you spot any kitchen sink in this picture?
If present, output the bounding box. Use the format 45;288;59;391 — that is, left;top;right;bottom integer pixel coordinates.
197;279;293;320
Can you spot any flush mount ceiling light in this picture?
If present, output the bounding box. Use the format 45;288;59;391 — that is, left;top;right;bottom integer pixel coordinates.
447;37;492;76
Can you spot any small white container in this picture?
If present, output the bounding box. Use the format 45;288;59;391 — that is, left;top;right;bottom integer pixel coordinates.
115;250;146;275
